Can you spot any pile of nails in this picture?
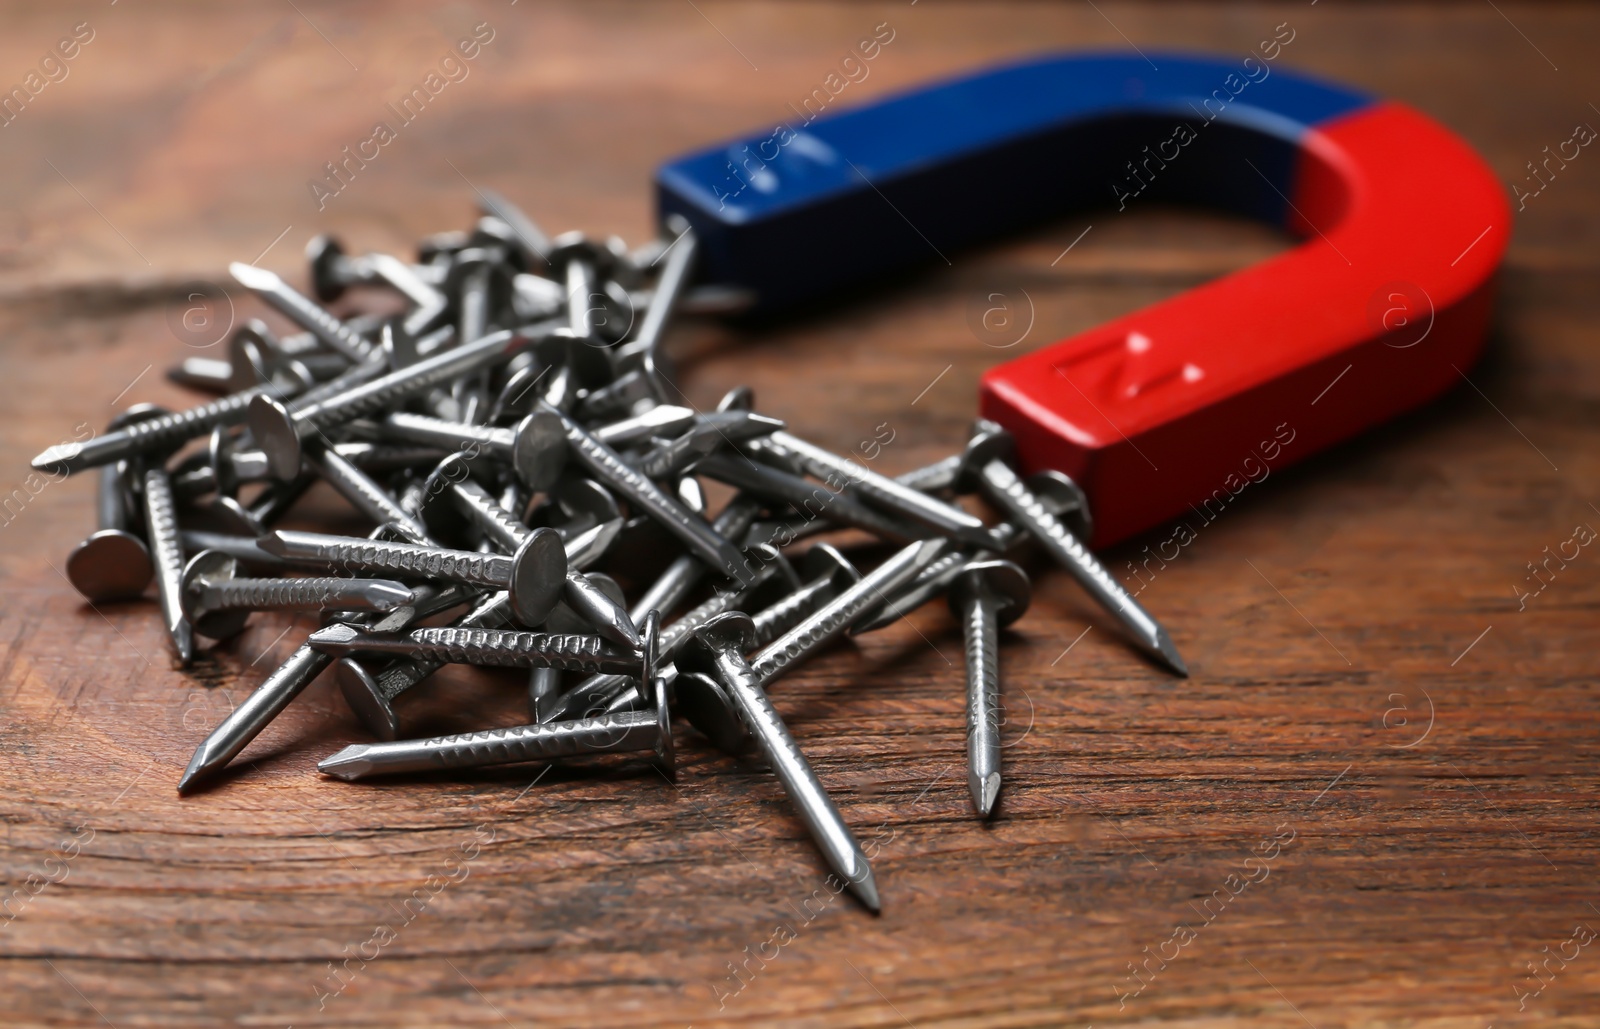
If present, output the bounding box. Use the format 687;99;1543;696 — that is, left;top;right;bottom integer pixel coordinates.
37;191;1186;913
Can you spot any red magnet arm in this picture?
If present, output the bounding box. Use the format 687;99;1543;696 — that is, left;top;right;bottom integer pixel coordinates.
982;102;1510;547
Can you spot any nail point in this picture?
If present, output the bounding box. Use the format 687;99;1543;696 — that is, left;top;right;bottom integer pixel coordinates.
972;771;1001;819
1154;627;1189;678
850;864;882;914
318;745;373;781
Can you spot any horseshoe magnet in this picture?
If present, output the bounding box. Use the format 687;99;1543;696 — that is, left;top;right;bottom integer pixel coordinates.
656;51;1509;546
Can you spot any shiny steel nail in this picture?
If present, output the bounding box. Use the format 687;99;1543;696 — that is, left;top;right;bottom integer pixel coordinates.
694;451;924;542
562;543;857;724
538;544;799;723
961;421;1184;675
167;356;236;393
948;559;1029;818
260;526;565;625
615;220;696;400
629;411;785;481
475;187;551;267
65;405;162;602
680;612;880;913
545;403;755;586
589;404;696;448
336;519;617;739
754;430;995;548
319;660;672;782
676;538;943;755
180;550;417;641
245;326;528;480
361;408;567;492
33;382;292;477
178;578;473;792
143;466;193;665
304;443;432;542
850;523;1027;636
229;261;377;363
420;456;638;647
305;234;375;300
308;621;638;674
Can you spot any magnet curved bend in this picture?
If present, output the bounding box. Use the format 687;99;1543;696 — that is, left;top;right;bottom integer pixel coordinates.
656;52;1509;545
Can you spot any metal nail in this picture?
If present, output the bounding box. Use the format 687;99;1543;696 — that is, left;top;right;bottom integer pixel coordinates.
305;234;375;301
178;530;292;571
679;612;879;913
694;451;926;542
210;474;313;536
948;559;1030;818
335;587;514;742
589;404;696;448
752;431;996;548
544;403;756;586
475;187;551;268
526;666;563;723
305;442;432;542
319;659;672;782
366;409;568;491
676;538;944;755
178;577;475;792
143;466;193;665
628;411;785;481
369;251;447;309
181;550;416;641
167;356;236;393
961;420;1184;675
33;382;294;477
614;219;696;400
847;524;1025;636
421;456;638;647
557;543;855;724
65;406;163;602
336;517;616;739
312;606;657;685
229;261;377;363
260;527;566;626
538;544;799;723
244;325;535;481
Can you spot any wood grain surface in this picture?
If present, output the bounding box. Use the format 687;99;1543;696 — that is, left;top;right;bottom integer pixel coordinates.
2;2;1598;1026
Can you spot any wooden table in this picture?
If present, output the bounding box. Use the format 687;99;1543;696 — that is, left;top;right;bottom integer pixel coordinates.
2;3;1597;1025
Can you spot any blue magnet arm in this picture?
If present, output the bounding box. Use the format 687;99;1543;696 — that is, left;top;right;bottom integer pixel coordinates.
655;51;1372;313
